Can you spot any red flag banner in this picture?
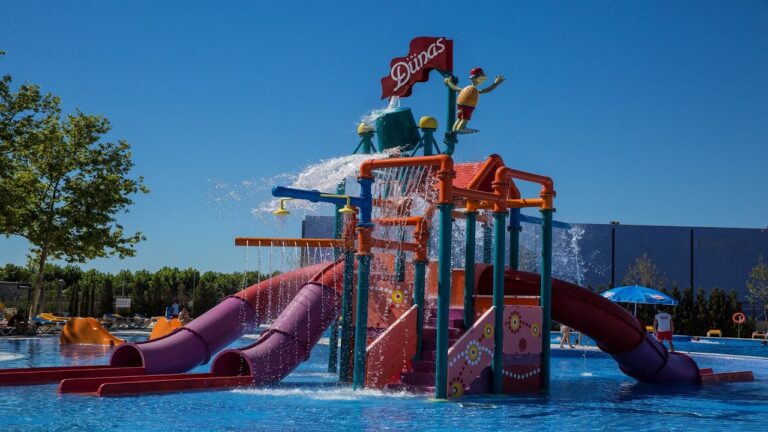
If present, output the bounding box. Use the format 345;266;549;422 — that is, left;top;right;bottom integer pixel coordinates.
380;37;453;99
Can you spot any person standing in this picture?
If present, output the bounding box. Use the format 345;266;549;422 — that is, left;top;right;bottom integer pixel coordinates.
559;323;575;349
654;307;675;352
171;299;180;318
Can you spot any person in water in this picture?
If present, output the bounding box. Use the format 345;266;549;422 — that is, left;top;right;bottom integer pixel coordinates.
444;67;505;132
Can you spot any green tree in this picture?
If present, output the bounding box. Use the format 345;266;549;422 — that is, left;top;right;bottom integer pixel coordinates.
693;288;709;336
0;72;147;318
677;286;695;335
707;288;727;334
1;53;61;230
100;277;114;315
622;253;666;289
131;270;153;316
746;255;768;321
193;272;224;316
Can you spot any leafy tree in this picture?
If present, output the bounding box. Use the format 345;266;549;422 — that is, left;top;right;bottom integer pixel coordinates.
100;277;114;315
677;286;695;335
131;270;153;316
1;53;61;230
0;71;147;318
193;272;224;316
693;288;709;336
706;288;727;334
746;255;768;321
622;253;666;289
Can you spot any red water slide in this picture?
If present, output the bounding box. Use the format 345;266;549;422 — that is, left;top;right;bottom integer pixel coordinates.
476;265;702;384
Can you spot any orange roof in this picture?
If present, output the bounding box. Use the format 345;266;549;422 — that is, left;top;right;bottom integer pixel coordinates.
454;163;484;189
453;155;505;192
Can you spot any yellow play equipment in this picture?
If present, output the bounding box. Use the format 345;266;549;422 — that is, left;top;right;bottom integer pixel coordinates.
149;317;183;340
39;313;69;323
60;317;124;346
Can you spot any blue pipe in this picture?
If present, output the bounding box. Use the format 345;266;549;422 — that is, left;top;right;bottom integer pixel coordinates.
272;186;365;208
357;178;374;227
519;214;571;229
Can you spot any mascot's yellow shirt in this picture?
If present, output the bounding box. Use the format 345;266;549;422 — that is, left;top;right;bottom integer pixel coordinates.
457;86;479;107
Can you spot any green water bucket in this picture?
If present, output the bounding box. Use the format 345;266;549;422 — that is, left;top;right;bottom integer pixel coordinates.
375;108;420;152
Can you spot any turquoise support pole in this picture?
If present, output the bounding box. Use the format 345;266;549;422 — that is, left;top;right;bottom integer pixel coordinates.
509;208;521;271
413;259;427;361
464;211;477;329
327;182;345;373
443;75;458;155
435;203;454;399
492;211;507;394
482;222;492;263
540;209;553;391
338;250;355;383
352;253;371;390
354;132;375;154
422;129;434;156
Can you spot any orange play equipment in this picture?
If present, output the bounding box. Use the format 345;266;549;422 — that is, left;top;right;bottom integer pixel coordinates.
60;318;124;346
149;318;183;340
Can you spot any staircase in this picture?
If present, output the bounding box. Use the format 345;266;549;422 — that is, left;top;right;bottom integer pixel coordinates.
387;307;465;393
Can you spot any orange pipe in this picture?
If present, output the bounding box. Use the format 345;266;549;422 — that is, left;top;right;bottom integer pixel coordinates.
357;226;373;256
375;217;424;227
234;238;342;248
508;180;521;200
452;186;499;203
370;238;420;253
495;167;555;196
471;198;546;210
359;155;455;204
467;154;504;190
507;198;545;208
493;167;555;211
375;216;430;261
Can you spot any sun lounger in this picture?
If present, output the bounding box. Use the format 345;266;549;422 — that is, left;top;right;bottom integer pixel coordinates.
752;331;767;339
32;317;60;334
706;329;722;337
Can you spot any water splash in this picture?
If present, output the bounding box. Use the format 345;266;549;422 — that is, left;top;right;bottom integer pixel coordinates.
232;386;419;401
359;97;400;128
519;221;587;286
251;153;391;217
0;352;25;362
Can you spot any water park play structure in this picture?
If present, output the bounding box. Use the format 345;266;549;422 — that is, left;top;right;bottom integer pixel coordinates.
0;37;754;398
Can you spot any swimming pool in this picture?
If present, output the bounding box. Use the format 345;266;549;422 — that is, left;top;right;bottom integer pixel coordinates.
554;332;768;358
0;333;766;431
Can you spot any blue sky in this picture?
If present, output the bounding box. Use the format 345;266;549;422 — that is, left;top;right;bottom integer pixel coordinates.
1;0;766;273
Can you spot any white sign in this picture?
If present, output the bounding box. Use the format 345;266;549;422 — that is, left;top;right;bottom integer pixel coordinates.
115;296;131;309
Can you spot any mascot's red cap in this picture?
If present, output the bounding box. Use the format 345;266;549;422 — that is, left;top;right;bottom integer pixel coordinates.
469;67;485;78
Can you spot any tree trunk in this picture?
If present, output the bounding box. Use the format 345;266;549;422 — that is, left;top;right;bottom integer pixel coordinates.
28;249;48;320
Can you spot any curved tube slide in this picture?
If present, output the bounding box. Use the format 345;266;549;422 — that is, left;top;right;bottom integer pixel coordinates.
110;262;333;374
476;265;700;384
211;260;343;384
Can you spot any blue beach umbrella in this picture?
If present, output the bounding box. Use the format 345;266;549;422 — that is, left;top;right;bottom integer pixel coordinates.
601;285;678;315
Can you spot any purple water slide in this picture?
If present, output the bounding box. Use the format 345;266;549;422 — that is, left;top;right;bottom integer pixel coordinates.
211;270;342;384
110;262;332;374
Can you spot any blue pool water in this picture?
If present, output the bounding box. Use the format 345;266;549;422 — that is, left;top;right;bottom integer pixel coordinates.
554;332;768;358
0;332;766;431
